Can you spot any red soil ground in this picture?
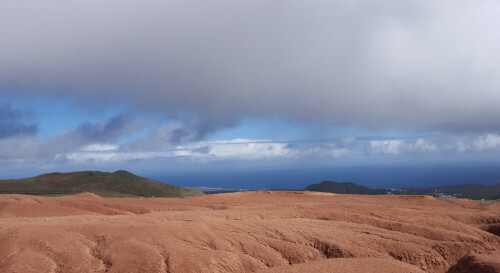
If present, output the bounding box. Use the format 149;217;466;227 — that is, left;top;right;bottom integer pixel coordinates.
0;191;499;273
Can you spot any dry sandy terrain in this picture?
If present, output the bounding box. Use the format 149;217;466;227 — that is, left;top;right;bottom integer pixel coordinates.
0;191;499;273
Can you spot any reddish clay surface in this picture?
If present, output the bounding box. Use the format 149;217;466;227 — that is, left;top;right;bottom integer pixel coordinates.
0;191;499;273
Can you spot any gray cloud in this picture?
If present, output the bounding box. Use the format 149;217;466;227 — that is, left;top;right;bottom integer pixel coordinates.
1;1;500;131
40;115;132;157
0;104;37;139
127;119;219;151
0;115;132;160
74;115;129;143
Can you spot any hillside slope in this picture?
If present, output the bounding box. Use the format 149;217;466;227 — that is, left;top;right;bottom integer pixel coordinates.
0;170;203;198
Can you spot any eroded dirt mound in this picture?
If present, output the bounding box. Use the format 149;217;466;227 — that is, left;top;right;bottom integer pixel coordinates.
0;192;499;273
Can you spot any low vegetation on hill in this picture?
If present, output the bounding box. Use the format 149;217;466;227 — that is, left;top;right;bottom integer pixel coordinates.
0;170;203;198
306;181;500;200
305;181;386;195
396;184;500;200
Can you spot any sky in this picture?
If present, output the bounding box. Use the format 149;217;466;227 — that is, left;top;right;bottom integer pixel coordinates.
1;1;500;189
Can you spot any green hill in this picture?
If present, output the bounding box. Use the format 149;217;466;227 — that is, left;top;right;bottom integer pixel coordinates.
305;181;386;195
0;170;203;198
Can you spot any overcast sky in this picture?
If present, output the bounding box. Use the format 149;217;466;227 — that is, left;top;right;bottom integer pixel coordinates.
1;1;500;186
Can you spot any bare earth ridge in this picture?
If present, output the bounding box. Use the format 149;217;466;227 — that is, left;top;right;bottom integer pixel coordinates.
0;191;499;273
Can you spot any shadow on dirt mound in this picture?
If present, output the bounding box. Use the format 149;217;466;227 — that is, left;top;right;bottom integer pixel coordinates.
446;255;500;273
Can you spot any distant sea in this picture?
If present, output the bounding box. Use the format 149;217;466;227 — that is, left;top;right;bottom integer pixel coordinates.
150;163;500;190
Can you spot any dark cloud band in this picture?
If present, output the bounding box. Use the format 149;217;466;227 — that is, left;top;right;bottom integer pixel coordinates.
0;104;37;139
1;1;499;131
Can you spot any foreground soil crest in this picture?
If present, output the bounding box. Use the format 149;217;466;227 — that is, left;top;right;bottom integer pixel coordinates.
0;191;499;273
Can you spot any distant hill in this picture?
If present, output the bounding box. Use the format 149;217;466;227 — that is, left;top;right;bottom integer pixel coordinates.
399;184;500;200
305;181;387;195
305;181;500;200
0;170;203;198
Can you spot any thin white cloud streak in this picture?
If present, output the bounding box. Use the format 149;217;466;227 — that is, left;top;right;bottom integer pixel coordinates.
455;134;500;152
46;134;500;165
82;144;119;152
370;138;438;155
370;140;403;155
410;138;438;152
473;134;500;151
68;140;293;164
